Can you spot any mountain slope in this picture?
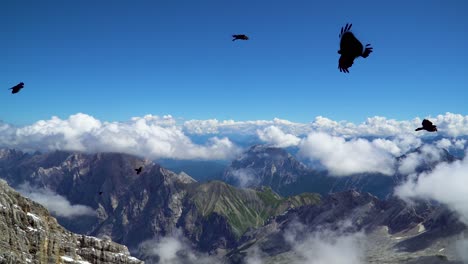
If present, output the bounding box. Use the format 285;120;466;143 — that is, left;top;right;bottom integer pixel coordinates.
0;179;142;264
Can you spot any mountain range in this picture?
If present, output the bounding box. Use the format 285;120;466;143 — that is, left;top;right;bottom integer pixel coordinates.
0;146;466;263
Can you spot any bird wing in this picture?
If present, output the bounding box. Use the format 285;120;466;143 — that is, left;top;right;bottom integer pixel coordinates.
340;32;364;58
338;55;354;73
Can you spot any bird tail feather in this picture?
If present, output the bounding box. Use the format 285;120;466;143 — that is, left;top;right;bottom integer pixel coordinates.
415;127;423;131
362;44;373;58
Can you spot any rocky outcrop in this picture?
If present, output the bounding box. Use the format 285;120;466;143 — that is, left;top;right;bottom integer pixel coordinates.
0;179;143;264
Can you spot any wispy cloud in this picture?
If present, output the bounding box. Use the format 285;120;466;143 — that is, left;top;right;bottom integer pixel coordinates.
283;220;366;264
224;168;259;188
395;152;468;224
17;183;96;218
244;220;367;264
137;229;220;264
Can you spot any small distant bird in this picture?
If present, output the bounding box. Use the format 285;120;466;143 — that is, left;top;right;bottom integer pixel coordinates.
99;191;103;195
9;82;24;94
415;119;438;132
135;167;143;175
232;34;249;41
338;23;373;73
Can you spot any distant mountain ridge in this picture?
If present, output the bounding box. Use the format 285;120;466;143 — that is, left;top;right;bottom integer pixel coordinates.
222;144;458;198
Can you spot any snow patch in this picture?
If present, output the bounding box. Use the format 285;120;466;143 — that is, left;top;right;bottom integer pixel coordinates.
27;212;41;222
417;223;426;233
27;226;38;232
61;256;74;262
439;248;445;252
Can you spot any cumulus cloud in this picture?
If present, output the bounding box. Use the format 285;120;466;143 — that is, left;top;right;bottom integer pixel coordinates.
0;113;240;160
298;132;396;176
435;138;467;150
137;229;220;264
257;126;301;148
395;153;468;224
17;183;95;218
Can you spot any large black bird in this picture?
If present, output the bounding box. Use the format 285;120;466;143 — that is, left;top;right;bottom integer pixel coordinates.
232;34;249;41
338;24;373;73
9;82;24;94
415;119;438;132
135;167;143;175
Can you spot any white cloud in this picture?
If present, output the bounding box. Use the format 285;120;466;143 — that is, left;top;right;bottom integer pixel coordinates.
395;153;468;224
282;220;366;264
257;126;301;148
0;113;241;160
397;145;445;175
435;138;467;150
137;229;220;264
225;168;259;188
298;132;396;176
182;113;468;139
17;183;96;218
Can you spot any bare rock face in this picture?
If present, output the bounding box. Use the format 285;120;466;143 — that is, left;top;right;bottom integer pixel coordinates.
0;179;143;264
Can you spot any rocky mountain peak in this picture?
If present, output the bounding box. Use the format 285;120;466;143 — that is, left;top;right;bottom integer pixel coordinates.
0;179;143;264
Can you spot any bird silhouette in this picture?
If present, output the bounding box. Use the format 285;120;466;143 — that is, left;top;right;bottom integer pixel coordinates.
232;34;249;41
135;167;143;174
415;119;438;132
338;24;373;73
9;82;24;94
98;191;103;195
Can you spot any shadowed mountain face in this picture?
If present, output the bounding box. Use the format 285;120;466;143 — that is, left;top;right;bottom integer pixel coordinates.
0;179;142;263
222;145;335;196
222;144;458;199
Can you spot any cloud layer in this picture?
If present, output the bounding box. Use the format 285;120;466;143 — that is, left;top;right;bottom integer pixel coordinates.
0;113;466;169
184;112;468;138
0;113;240;160
18;183;95;218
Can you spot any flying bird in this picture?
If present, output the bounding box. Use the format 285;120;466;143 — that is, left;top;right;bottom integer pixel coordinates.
415;119;438;132
338;23;373;73
99;191;103;195
232;34;249;41
135;167;143;175
9;82;24;94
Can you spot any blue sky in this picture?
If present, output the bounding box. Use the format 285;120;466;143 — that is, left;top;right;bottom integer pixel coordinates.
1;0;467;125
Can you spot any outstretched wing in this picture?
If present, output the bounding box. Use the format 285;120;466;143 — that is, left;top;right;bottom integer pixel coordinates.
422;119;433;127
338;55;354;73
